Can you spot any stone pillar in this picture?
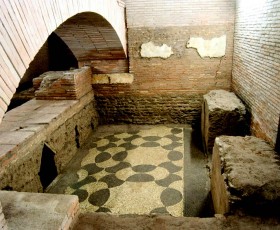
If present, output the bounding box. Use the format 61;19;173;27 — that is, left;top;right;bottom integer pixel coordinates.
0;201;7;230
201;90;246;154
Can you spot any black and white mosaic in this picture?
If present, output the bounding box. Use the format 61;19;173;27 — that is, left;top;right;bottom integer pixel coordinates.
65;126;184;216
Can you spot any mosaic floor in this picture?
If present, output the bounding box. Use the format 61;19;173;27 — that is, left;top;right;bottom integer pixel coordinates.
64;126;184;216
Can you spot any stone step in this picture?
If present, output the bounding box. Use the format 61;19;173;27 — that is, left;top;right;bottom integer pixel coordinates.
0;191;79;230
211;135;280;216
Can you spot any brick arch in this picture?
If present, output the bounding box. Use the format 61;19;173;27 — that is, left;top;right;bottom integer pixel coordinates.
55;12;127;61
0;0;126;122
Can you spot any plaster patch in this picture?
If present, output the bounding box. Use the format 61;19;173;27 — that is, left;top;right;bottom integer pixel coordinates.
186;35;226;58
140;41;173;59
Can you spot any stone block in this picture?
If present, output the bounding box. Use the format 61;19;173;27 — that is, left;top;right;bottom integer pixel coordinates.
0;191;79;230
34;67;92;100
201;90;246;154
92;73;134;84
211;135;280;215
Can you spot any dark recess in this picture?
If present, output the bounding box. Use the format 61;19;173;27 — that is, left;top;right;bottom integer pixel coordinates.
75;125;80;148
48;32;78;71
39;144;58;190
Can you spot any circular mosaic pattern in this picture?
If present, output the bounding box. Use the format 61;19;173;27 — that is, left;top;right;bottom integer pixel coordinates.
168;151;183;161
67;126;184;216
161;188;183;206
88;188;110;206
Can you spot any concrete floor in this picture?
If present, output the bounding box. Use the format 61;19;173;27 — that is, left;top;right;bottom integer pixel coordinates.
48;125;212;217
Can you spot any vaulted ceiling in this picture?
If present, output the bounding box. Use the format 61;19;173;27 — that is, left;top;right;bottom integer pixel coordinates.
55;12;126;61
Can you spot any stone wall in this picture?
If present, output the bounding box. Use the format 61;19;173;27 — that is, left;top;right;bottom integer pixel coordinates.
0;92;98;192
232;0;280;147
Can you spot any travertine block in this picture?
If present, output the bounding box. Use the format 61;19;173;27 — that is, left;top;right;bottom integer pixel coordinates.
201;90;246;154
0;191;79;230
211;136;280;215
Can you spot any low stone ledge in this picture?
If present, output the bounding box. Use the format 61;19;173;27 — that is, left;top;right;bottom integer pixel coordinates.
92;73;134;84
0;191;79;230
211;135;280;215
0;91;99;192
201;90;246;154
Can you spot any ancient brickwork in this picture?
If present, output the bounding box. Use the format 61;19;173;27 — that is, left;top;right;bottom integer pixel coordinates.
95;93;202;126
232;0;280;146
34;67;92;100
0;0;126;122
125;0;235;27
92;0;235;125
79;59;128;74
128;26;233;93
0;93;98;192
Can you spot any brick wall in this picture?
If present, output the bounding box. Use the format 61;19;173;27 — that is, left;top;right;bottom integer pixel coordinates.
95;92;203;127
125;0;235;27
128;26;233;93
95;0;235;125
79;59;128;74
232;0;280;146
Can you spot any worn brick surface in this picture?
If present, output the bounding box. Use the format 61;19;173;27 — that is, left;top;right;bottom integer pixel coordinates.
34;67;92;100
232;0;280;147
